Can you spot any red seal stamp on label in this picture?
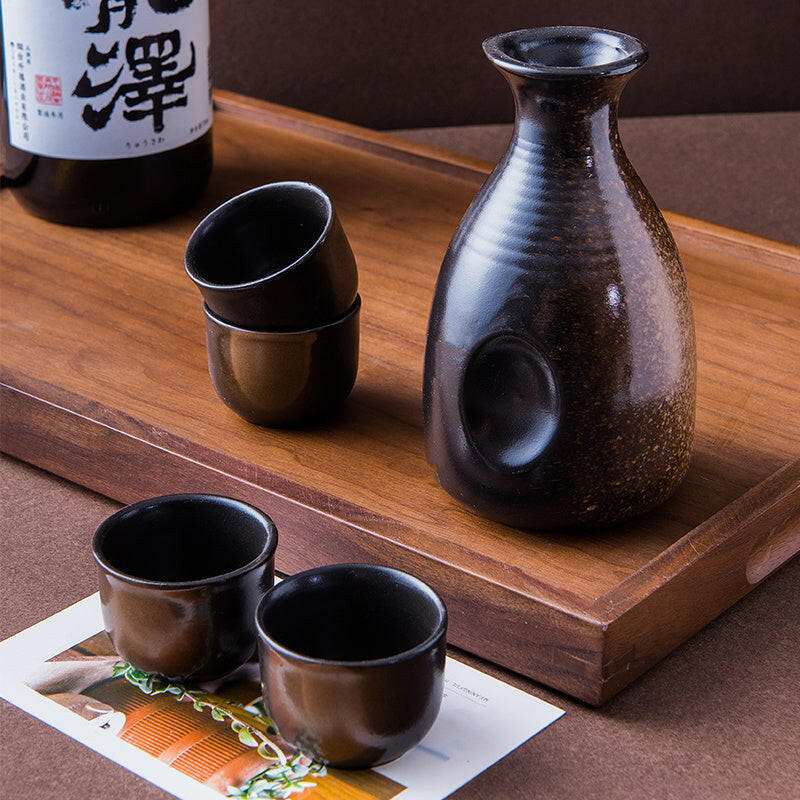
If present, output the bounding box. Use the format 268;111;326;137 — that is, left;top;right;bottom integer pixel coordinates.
35;75;62;106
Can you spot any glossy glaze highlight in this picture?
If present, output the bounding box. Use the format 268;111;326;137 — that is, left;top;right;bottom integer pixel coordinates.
204;296;360;427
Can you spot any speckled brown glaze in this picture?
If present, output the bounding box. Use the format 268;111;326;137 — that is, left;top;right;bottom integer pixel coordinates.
423;27;696;530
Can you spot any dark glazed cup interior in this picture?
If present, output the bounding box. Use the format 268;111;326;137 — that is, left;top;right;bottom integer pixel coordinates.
256;564;447;768
204;295;360;427
93;494;278;682
185;182;358;329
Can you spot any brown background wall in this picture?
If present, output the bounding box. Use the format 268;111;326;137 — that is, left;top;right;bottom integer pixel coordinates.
210;0;800;129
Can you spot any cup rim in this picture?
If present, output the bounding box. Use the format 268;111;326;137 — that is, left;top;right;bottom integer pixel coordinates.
203;293;361;336
483;26;648;79
255;563;448;668
92;493;278;589
184;181;334;292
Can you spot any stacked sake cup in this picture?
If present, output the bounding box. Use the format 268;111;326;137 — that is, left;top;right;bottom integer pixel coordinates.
185;182;360;426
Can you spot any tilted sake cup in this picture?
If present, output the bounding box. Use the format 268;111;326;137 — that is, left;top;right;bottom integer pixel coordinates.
185;182;358;329
203;295;360;427
256;564;447;768
93;494;278;682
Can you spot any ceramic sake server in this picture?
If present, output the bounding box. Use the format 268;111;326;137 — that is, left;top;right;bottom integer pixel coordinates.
424;27;696;530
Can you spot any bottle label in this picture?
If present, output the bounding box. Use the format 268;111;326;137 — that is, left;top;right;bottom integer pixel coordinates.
2;0;211;160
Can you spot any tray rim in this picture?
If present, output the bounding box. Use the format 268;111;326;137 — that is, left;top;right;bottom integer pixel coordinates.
2;89;798;704
3;371;798;703
214;90;800;265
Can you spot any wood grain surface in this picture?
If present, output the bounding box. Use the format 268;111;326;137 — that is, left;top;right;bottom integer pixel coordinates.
1;90;799;703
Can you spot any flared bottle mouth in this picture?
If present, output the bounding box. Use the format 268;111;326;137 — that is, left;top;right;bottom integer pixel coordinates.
483;26;648;79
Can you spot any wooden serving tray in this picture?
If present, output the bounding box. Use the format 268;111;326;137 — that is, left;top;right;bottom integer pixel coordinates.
2;90;799;704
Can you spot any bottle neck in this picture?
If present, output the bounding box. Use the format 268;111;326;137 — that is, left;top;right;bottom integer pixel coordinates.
506;74;627;163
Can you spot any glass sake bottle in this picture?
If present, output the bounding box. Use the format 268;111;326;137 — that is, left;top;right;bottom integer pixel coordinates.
0;0;213;226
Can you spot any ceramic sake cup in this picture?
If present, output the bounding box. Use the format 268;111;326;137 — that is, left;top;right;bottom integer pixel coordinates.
93;494;278;682
185;182;358;329
203;295;360;427
255;564;447;768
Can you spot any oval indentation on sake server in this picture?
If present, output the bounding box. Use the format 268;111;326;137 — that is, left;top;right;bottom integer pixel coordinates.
461;334;560;473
